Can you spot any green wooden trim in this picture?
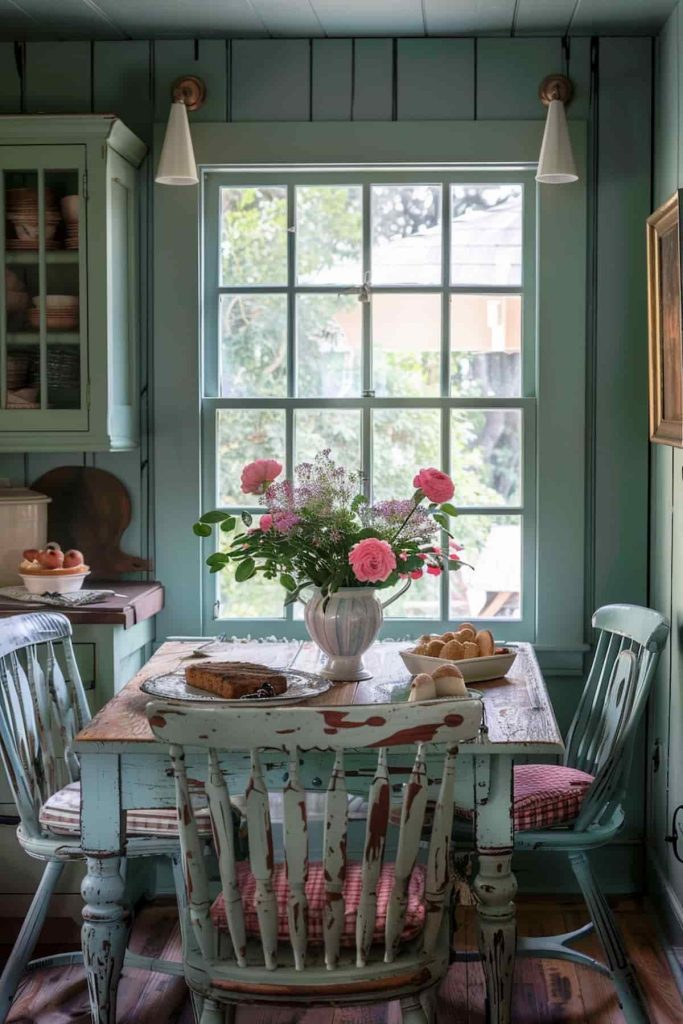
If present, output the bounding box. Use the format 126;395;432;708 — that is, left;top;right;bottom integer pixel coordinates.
154;120;586;647
0;116;147;167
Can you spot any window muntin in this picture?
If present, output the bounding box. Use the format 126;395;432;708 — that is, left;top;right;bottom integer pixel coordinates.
202;170;535;636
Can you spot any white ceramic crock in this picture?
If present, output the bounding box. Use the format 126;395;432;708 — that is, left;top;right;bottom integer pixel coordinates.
0;483;51;586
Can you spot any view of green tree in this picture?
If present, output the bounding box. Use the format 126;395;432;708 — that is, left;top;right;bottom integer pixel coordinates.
214;182;523;620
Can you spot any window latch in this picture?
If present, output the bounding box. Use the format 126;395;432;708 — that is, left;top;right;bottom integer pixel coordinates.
339;272;371;304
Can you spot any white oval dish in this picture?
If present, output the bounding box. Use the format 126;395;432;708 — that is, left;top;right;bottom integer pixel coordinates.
20;571;89;595
400;646;517;683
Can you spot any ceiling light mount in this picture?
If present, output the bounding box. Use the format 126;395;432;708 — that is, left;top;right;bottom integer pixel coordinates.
539;74;573;108
171;75;206;112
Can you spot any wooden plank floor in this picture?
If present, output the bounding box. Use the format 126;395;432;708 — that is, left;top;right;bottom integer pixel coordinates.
4;897;682;1023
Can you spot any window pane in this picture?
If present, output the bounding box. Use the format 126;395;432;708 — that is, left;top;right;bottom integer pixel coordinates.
384;574;441;620
220;186;287;287
217;521;285;619
216;408;286;506
451;410;521;507
372;185;442;285
373;293;440;397
372;409;440;501
296;294;362;397
294;409;362;472
451;185;522;286
296;185;362;285
449;515;521;620
450;294;521;397
219;294;287;398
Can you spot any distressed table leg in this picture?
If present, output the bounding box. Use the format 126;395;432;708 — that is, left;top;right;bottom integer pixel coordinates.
81;855;131;1024
80;752;129;1024
473;754;517;1024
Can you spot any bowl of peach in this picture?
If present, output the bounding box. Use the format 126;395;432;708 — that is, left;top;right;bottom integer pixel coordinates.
400;623;516;683
19;543;89;594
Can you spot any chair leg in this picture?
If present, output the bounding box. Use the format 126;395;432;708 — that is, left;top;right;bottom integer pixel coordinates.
200;999;226;1024
0;859;64;1023
569;851;649;1024
400;995;429;1024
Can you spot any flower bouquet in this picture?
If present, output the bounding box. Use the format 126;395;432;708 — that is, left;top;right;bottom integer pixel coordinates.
194;450;465;680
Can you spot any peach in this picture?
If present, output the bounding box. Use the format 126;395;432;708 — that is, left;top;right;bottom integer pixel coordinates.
63;549;84;568
37;548;64;570
22;548;40;561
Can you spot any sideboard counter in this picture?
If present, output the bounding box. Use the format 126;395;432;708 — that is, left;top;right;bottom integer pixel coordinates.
0;581;164;629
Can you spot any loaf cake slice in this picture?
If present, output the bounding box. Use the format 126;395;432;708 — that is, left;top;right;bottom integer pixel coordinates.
184;660;287;699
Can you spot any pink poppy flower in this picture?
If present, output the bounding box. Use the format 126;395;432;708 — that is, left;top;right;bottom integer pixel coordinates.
426;565;442;576
259;514;273;531
412;467;455;504
348;538;397;583
241;459;283;495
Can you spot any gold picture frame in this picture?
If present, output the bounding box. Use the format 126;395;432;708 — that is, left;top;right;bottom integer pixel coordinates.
648;190;683;446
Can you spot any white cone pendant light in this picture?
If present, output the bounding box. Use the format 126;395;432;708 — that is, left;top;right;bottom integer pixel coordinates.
155;76;206;186
536;74;578;184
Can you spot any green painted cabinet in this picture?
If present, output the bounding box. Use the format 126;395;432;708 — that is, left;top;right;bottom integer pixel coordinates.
0;115;146;451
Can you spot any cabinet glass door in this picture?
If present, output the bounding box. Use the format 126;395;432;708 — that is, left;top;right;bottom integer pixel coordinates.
0;145;87;430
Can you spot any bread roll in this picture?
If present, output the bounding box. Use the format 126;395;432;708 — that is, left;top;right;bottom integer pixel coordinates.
476;630;495;656
408;673;437;702
441;639;464;660
463;641;480;659
426;639;445;658
432;663;467;697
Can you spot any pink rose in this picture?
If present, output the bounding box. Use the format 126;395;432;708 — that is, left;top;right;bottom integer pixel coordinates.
273;511;301;533
241;459;283;495
412;467;454;504
259;514;273;531
348;538;397;584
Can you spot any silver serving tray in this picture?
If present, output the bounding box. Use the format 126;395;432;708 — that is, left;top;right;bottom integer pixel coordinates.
141;667;332;706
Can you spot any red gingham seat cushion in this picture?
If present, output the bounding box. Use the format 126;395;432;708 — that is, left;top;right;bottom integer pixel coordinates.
456;764;595;832
39;781;213;838
211;861;426;946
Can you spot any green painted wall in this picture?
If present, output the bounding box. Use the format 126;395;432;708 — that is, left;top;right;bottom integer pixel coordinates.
650;1;683;963
0;35;653;892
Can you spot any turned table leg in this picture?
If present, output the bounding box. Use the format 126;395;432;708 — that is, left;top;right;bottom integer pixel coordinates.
79;752;130;1024
474;755;517;1024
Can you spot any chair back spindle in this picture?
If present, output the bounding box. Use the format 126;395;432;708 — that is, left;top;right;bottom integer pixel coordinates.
148;698;483;979
564;604;668;829
0;613;91;838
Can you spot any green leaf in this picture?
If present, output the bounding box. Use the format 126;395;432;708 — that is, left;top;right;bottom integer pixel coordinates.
199;510;230;524
241;511;253;527
206;552;229;567
280;573;297;592
432;512;448;530
354;527;381;541
209;565;223;574
235;558;256;582
439;502;459;517
351;493;368;512
219;516;237;532
192;522;212;537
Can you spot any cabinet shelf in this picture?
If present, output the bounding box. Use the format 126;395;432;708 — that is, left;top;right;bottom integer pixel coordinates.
6;332;80;346
5;250;79;264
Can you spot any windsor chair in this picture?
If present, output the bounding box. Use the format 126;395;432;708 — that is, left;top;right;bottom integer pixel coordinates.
0;612;198;1022
147;695;484;1024
454;603;669;1024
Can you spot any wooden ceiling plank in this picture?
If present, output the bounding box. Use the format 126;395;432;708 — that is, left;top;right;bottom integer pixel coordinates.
3;0;125;39
250;0;325;37
92;0;265;39
311;0;424;37
514;0;577;36
423;0;516;36
153;39;227;121
570;0;676;35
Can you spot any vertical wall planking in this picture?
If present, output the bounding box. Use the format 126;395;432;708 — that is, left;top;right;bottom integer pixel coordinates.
230;41;310;121
153;40;227;123
24;41;92;113
396;39;475;120
351;39;393;120
311;40;352;121
0;44;21;113
93;41;153;145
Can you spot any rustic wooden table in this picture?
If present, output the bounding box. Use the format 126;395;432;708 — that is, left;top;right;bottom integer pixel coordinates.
73;639;564;1024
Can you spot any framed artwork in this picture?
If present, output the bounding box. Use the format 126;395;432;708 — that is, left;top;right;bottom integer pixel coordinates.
648;190;683;446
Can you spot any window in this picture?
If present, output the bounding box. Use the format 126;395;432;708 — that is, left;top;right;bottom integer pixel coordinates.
201;169;536;638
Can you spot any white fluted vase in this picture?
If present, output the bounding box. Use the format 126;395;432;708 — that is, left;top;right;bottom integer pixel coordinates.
301;584;409;681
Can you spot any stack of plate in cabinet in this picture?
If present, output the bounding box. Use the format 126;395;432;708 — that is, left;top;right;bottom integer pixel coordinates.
27;295;79;332
61;195;79;250
6;187;61;250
